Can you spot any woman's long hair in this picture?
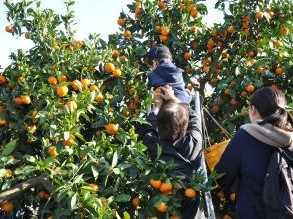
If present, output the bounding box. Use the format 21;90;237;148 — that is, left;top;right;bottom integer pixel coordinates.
251;86;293;131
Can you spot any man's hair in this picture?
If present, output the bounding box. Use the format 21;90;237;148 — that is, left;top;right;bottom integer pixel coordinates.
157;99;189;140
251;86;293;131
147;45;172;65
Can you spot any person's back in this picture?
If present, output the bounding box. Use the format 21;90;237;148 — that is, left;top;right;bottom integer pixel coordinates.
147;45;191;105
215;87;293;219
137;86;202;218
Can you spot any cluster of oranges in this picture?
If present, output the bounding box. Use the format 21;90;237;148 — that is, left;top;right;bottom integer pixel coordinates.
104;62;122;78
149;178;197;215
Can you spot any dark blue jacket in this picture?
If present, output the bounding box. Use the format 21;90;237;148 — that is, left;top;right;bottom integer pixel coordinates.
215;129;275;219
148;62;191;105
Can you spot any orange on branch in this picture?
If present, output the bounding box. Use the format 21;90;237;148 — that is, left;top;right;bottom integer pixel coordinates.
48;146;58;157
275;67;284;75
156;202;167;213
227;25;234;34
5;25;14;33
273;40;282;48
132;197;140;208
106;123;119;135
245;84;255;93
21;95;31;105
255;11;264;19
104;62;115;73
56;85;68;97
159;34;168;42
184;188;197;198
161;26;170;36
111;49;120;59
48;76;58;85
14;97;23;105
230;192;236;201
63;137;74;146
117;18;126;26
150;179;162;189
1;201;14;212
112;68;122;77
183;52;191;60
124;30;132;38
72;80;83;91
0;75;7;84
159;182;172;194
95;94;104;103
89;183;99;194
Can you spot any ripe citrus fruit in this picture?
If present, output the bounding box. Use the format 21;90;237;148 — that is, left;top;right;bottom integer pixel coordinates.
95;94;104;103
39;191;49;200
117;18;126;26
1;201;14;212
5;169;13;178
21;95;31;104
132;197;140;208
183;52;191;60
56;86;69;97
245;84;255;93
104;63;115;73
14;97;22;105
275;67;284;75
184;188;197;198
88;183;99;194
48;146;58;157
81;78;90;88
112;68;122;77
256;67;264;74
48;76;58;85
255;11;263;19
124;30;132;38
72;80;82;91
5;25;14;33
159;182;172;194
63;137;74;146
150;179;162;189
105;123;119;135
156;202;167;213
230;192;236;201
227;25;234;34
0;75;7;84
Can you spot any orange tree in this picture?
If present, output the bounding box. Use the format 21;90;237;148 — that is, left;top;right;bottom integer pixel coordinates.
109;0;292;217
0;0;219;218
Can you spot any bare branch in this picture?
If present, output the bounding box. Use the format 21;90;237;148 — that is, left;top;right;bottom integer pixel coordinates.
0;175;53;203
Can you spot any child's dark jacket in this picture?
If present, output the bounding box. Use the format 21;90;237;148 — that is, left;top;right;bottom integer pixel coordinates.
148;61;191;104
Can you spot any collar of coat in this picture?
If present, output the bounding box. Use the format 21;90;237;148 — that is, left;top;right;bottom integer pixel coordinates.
241;121;293;148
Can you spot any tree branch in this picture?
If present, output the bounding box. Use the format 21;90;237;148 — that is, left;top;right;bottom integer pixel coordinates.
0;175;53;203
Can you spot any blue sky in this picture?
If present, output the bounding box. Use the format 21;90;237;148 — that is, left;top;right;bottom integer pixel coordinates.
0;0;223;69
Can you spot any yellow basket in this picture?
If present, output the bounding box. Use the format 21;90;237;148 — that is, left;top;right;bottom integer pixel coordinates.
204;140;230;172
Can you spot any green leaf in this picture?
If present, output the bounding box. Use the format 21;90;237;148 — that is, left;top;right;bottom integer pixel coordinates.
1;139;17;156
123;211;131;219
70;193;77;210
115;194;131;202
23;155;36;163
112;151;118;167
91;166;99;179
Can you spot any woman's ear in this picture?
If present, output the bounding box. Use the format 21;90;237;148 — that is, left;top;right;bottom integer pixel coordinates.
150;60;158;70
249;105;262;122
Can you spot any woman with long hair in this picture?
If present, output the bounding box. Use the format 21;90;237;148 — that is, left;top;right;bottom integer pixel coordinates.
215;86;293;219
